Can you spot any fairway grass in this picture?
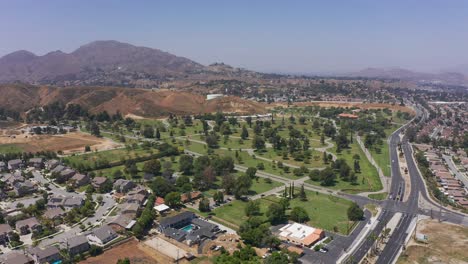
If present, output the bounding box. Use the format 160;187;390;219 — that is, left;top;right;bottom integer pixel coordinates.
308;136;383;194
0;144;24;154
213;191;354;235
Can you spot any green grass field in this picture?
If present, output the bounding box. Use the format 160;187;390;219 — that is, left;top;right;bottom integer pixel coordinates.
213;191;353;234
368;125;400;177
64;146;156;169
0;144;24;154
308;136;383;194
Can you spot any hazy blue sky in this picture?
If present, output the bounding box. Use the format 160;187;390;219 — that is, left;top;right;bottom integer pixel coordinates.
1;0;467;74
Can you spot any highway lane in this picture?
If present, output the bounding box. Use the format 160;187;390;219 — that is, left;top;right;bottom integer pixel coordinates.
349;107;421;263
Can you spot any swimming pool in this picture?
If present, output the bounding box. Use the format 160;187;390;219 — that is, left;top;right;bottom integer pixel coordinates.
182;224;194;232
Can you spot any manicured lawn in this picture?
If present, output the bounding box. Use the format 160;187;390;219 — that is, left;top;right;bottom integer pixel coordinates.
0;144;24;154
212;198;275;227
310;136;383;194
184;141;208;154
93;156;180;180
214;148;298;180
213;191;354;235
286;190;354;235
368;125;400;177
368;192;388;200
249;177;284;195
64;146;156;169
256;148;324;169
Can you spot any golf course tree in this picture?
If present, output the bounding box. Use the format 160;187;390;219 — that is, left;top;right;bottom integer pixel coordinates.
299;184;307;201
213;191;224;204
234;174;252;199
241;125;249;139
252;135;266;151
347;202;365;221
290;206;309;223
239;216;275;247
143;159;161;175
205;131;219;148
245;167;257;179
199;197;211;212
179;154;194;175
245;200;261;217
320;167;337;186
266;202;287;225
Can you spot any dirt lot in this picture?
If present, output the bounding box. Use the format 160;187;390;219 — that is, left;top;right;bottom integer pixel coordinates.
202;234;243;256
398;219;468;264
0;131;121;154
80;239;173;264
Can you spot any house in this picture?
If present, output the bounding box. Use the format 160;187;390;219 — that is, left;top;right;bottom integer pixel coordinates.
181;191;202;203
13;181;36;196
16;217;42;235
70;173;90;187
28;158;44;169
0;224;13;245
108;215;136;231
154;204;170;214
57;168;76;183
0;161;6;172
47;196;66;209
50;165;65;174
127;185;148;196
7;159;23;170
45;159;60;170
155;197;165;205
113;179;135;193
159;211;195;230
126;193;146;205
163;227;187;242
0;251;34;264
121;202;140;215
63;197;84;209
64;235;90;256
3;172;24;186
87;225;118;246
43;208;66;221
28;246;61;264
186;226;217;245
92;177;109;189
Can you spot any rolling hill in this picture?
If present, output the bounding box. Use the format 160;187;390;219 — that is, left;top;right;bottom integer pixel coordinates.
0;84;266;117
0;40;205;86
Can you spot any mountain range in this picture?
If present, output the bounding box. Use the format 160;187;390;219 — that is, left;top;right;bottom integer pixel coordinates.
0;40;258;87
0;40;467;87
348;67;468;86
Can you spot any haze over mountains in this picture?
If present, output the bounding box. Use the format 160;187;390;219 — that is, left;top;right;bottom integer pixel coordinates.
0;40;466;87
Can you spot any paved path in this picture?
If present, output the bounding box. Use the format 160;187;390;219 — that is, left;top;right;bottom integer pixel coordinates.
356;135;389;197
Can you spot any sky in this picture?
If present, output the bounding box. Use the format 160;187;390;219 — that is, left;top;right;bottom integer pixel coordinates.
0;0;467;74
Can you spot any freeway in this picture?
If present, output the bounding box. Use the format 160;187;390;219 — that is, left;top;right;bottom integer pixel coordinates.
349;104;468;264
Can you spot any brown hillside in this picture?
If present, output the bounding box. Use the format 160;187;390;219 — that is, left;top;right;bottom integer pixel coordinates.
0;84;266;117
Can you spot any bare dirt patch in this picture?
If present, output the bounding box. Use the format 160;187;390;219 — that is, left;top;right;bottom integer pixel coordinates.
0;131;121;154
80;239;168;264
398;219;468;264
